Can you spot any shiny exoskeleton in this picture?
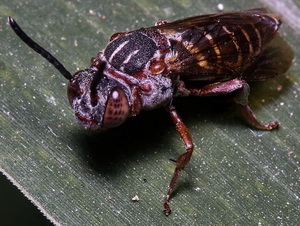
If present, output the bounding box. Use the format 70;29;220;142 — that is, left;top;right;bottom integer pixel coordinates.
8;8;293;215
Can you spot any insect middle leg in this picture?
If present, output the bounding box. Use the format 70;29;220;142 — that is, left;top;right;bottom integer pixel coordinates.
188;79;279;130
164;105;194;216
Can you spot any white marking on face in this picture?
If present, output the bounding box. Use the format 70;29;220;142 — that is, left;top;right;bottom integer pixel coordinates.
112;90;119;99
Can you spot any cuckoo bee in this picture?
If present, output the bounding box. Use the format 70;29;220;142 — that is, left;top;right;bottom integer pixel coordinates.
8;8;293;215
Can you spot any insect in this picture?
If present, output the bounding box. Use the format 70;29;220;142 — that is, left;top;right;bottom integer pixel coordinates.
8;8;293;215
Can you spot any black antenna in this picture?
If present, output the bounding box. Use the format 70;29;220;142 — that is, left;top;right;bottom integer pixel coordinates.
8;17;73;81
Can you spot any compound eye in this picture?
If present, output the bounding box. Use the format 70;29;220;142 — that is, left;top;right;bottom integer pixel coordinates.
103;88;130;128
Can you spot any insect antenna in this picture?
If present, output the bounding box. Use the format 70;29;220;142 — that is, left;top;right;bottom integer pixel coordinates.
8;17;73;81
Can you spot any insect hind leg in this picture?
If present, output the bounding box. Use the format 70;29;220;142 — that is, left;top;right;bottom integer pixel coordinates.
188;79;279;130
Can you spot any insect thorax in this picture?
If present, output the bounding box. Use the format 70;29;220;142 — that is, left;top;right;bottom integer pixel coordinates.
103;29;174;111
104;30;158;74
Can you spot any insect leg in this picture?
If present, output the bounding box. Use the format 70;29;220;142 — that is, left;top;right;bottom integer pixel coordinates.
233;84;279;130
189;79;279;130
164;105;194;216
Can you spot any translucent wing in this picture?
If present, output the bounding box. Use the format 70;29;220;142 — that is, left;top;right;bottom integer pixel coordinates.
241;34;294;81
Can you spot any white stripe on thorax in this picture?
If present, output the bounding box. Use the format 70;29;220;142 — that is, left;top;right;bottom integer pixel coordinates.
123;49;139;64
108;40;129;63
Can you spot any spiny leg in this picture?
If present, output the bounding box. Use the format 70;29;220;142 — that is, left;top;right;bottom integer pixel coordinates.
189;79;278;130
164;105;194;216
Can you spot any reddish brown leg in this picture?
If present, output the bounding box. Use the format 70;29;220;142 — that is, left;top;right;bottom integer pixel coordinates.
238;105;278;130
164;105;194;216
188;79;278;130
233;83;279;130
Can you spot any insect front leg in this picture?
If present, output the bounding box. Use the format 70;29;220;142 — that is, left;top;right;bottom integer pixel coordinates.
189;79;279;130
164;105;194;216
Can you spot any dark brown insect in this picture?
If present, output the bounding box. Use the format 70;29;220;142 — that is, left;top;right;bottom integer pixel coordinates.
8;8;293;215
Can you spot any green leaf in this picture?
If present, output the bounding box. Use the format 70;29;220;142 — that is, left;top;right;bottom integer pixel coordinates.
1;0;299;225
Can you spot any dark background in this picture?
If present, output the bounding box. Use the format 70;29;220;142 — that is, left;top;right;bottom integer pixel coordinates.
0;173;52;226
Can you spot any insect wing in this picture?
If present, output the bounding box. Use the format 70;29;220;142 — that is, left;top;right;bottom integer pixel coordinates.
148;8;284;81
241;34;294;81
151;8;268;30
